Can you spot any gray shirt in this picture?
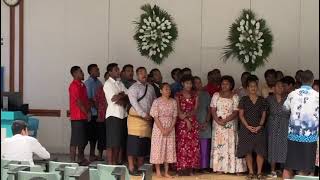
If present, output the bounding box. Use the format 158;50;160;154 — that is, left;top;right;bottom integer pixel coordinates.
128;81;156;118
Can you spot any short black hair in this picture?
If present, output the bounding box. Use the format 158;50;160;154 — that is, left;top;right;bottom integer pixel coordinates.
87;64;98;74
136;67;146;74
70;66;81;76
241;72;251;78
193;76;201;81
313;79;319;87
180;74;194;83
207;70;214;77
106;63;118;73
212;69;221;74
281;76;295;86
104;72;109;78
171;68;181;79
301;70;314;84
221;75;235;90
150;68;160;77
182;67;191;73
160;82;170;90
246;75;259;87
251;75;259;81
264;69;276;78
12;120;28;135
122;64;134;72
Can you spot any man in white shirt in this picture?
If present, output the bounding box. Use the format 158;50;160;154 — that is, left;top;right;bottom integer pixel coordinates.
103;63;129;165
1;120;50;165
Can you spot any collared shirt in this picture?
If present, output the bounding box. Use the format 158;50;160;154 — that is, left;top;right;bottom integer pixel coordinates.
152;83;161;98
69;80;89;120
284;85;319;143
170;81;183;98
94;85;107;122
85;77;102;116
128;81;156;118
103;77;128;119
1;134;50;165
121;79;136;89
204;83;221;97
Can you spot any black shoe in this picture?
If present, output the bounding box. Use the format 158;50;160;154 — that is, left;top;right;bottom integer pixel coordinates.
129;169;141;176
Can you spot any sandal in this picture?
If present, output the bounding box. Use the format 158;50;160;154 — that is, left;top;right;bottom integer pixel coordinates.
246;174;254;180
257;174;266;180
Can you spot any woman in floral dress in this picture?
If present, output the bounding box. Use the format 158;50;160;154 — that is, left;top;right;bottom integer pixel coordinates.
175;75;200;175
150;83;177;178
210;75;247;174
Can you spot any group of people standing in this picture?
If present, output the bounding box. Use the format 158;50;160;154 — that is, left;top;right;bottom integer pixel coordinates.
68;63;319;179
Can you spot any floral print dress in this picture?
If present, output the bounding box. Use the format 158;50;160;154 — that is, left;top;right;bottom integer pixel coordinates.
210;92;247;173
150;98;178;164
175;92;200;170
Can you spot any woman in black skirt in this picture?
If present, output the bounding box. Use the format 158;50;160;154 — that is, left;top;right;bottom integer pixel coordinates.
237;76;268;180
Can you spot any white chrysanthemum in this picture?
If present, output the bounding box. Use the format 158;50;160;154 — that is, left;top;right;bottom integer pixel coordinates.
240;20;245;26
246;14;249;19
161;26;166;30
156;17;160;24
167;36;172;39
252;55;256;60
244;55;249;63
139;29;144;33
237;27;242;32
167;25;172;29
251;19;256;25
249;30;252;34
160;53;163;58
259;39;264;43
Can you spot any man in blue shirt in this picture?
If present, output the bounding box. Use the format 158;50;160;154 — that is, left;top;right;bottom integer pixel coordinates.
170;68;182;98
283;70;319;179
85;64;103;161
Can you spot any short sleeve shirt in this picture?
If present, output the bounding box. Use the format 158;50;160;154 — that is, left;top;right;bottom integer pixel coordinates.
69;80;89;120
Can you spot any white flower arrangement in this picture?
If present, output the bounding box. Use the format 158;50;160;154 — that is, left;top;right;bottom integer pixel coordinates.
134;4;178;64
222;9;273;72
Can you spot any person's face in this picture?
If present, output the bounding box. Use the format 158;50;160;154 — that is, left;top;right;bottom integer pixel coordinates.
76;69;84;80
221;80;232;92
124;67;134;80
137;69;147;83
212;71;221;83
174;71;182;81
313;85;319;92
90;66;100;78
109;66;120;79
247;81;258;95
161;85;171;98
276;72;283;80
266;73;276;86
194;79;202;91
283;83;293;94
274;82;284;95
183;80;193;91
241;74;250;86
153;70;162;84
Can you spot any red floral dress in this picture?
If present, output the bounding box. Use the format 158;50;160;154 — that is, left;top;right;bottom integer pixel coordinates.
175;92;200;170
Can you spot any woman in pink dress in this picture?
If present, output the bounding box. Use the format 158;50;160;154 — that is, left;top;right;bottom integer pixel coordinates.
175;75;200;176
150;83;177;178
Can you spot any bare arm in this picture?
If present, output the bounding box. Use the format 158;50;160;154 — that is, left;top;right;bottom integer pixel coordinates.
239;109;249;128
223;111;238;123
76;99;88;114
154;117;165;133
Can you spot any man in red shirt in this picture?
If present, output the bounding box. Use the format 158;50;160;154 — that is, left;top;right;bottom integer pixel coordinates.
69;66;90;165
204;69;221;97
